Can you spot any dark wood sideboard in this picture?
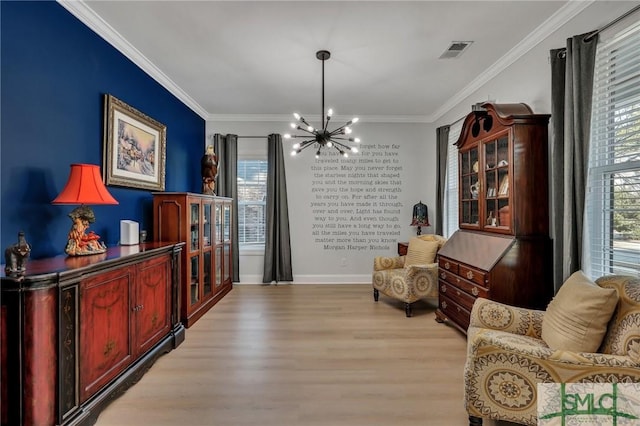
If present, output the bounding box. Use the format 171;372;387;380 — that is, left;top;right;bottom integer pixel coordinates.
1;242;185;426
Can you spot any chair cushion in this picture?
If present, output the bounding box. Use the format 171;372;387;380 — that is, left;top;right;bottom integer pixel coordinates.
541;271;619;353
404;237;439;267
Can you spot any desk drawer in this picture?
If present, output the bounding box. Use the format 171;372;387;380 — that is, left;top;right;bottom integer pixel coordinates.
438;257;459;275
439;280;476;311
438;271;488;299
458;264;486;286
439;293;470;331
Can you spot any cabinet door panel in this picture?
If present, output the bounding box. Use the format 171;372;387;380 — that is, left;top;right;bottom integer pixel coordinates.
80;269;133;402
135;256;172;356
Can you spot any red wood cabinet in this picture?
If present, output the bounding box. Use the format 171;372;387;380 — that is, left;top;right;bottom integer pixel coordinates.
80;268;133;402
152;192;233;327
1;243;184;426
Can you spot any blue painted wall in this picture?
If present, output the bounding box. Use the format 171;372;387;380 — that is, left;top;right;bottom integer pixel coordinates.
1;1;204;259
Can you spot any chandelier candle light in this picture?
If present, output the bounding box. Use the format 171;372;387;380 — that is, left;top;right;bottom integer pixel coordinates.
285;50;361;158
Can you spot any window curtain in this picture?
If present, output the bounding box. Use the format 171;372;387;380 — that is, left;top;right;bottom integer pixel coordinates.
213;133;239;282
263;134;293;283
549;32;598;290
435;125;450;236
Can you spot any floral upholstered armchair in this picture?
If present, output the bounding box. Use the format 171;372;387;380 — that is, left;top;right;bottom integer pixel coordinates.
464;273;640;426
372;234;447;317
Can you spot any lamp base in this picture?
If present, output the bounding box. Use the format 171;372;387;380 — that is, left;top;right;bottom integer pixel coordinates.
63;205;108;256
64;238;107;256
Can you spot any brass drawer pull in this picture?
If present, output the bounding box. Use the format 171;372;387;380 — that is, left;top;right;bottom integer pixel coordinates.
456;277;460;284
442;301;448;309
444;262;450;270
471;287;479;296
441;285;447;293
456;290;461;297
466;271;474;280
440;272;446;279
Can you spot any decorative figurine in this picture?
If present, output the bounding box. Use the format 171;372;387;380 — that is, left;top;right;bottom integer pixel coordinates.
4;231;31;276
201;145;218;195
63;205;107;256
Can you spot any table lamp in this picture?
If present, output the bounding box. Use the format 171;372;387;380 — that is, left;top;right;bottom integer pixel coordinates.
52;164;119;256
410;201;430;235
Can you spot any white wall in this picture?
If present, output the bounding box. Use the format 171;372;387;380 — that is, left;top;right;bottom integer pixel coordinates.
206;120;435;283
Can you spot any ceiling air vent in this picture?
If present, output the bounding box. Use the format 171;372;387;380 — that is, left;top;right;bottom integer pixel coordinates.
439;41;473;59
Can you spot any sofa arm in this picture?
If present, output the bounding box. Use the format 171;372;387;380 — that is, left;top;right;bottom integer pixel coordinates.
373;255;405;271
469;298;545;339
405;263;437;277
470;327;639;368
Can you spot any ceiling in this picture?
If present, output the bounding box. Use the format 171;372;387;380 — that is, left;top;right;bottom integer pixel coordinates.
62;1;637;123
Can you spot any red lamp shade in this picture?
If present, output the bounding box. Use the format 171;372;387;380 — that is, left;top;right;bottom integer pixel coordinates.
52;164;118;205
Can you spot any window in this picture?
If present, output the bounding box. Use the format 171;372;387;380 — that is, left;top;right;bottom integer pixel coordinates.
443;121;462;238
585;18;640;278
237;159;267;248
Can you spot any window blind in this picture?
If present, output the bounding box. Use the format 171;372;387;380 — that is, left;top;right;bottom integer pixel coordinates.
585;18;640;278
237;159;268;246
444;121;463;238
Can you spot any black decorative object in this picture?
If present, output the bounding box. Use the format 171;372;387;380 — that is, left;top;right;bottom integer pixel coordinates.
285;50;362;158
410;201;430;235
4;231;31;276
471;103;493;137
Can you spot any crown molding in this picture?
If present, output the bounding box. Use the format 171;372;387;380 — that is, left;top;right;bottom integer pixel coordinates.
428;0;594;123
57;0;209;119
207;113;431;124
58;0;592;125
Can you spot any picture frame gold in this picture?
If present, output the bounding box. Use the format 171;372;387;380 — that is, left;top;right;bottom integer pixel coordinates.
103;94;166;191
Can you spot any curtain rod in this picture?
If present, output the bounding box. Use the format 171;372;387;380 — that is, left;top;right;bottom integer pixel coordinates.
585;4;640;41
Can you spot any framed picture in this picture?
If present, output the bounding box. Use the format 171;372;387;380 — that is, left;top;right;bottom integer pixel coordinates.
103;94;166;191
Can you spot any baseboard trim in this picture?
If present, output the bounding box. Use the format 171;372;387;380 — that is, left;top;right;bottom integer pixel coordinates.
237;274;371;285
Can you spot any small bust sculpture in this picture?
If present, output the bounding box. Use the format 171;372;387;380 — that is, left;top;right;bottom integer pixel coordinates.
4;231;31;276
201;145;218;195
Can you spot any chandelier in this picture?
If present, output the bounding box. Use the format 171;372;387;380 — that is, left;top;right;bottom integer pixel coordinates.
285;50;361;158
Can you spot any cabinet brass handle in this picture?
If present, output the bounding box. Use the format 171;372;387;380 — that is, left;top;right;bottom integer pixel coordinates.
441;285;446;293
456;277;460;284
440;272;446;279
442;301;448;309
456;290;461;296
444;262;450;269
466;271;474;280
471;287;479;296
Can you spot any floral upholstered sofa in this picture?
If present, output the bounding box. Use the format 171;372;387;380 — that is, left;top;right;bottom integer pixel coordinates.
464;273;640;425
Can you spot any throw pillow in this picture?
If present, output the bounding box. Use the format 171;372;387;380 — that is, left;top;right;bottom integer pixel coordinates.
541;271;619;353
404;238;439;267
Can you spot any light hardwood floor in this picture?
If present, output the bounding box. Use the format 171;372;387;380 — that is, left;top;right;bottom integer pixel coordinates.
95;284;501;426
